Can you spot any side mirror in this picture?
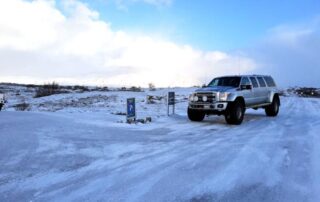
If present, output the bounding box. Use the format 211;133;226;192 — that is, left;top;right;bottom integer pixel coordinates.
240;84;252;90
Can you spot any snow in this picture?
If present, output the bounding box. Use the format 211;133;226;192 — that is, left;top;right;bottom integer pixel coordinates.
0;86;320;202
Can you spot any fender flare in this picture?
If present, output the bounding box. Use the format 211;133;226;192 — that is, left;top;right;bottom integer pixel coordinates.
268;92;280;105
227;95;245;105
227;93;238;102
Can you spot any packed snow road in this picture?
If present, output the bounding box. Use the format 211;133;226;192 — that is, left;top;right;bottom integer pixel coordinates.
0;96;320;202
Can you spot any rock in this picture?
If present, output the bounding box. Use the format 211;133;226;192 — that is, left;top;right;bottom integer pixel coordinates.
146;117;152;122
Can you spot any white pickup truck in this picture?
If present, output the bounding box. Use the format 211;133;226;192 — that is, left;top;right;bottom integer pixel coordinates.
188;75;280;125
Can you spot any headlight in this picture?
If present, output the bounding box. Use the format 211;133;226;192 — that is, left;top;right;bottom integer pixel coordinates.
219;92;229;101
194;96;199;102
189;95;194;102
202;95;208;102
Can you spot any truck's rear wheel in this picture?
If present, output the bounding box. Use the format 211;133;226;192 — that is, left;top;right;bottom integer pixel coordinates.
225;99;245;125
265;95;280;116
188;108;205;122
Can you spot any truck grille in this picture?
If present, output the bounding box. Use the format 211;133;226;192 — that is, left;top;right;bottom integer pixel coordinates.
195;92;216;103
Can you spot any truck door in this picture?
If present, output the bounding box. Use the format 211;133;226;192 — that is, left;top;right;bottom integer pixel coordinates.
257;77;269;103
249;77;260;105
240;76;254;107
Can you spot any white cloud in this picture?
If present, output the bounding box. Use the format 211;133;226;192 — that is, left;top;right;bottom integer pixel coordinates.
114;0;172;9
250;18;320;87
0;0;255;87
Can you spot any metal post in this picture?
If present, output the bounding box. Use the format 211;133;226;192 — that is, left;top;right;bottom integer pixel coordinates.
168;91;175;116
173;102;175;114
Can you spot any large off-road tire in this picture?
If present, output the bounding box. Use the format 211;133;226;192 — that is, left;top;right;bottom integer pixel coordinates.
224;99;245;125
265;95;280;116
188;108;205;122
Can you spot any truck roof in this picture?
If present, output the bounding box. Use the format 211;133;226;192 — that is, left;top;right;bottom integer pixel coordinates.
216;75;273;78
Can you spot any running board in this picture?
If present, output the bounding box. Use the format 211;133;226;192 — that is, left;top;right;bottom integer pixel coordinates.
246;103;271;109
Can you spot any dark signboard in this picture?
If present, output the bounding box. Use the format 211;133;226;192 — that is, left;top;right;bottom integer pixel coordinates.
168;92;175;105
127;98;136;120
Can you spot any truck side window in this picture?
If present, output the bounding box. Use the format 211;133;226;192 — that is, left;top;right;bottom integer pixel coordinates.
249;77;259;88
264;76;276;87
240;77;250;85
257;77;267;87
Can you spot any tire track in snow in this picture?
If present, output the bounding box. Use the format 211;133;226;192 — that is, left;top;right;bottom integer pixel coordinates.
2;97;320;202
98;97;299;201
38;102;285;201
31;97;307;201
89;97;299;201
178;97;313;201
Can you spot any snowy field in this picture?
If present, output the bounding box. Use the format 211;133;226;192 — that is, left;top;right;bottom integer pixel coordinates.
1;86;320;202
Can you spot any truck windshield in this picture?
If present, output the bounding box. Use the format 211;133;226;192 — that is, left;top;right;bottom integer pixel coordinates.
207;77;241;87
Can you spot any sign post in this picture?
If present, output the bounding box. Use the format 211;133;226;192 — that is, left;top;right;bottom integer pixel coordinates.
167;92;175;116
126;98;136;123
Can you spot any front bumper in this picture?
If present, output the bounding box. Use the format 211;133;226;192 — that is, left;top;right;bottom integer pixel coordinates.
188;102;228;111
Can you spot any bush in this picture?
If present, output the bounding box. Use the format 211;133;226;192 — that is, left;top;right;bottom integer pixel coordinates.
146;95;164;104
99;86;109;91
118;86;142;92
14;103;30;111
148;83;156;91
129;86;142;92
72;85;90;92
34;82;60;98
119;87;127;91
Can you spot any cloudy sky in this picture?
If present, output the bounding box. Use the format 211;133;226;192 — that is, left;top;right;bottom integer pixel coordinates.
0;0;319;87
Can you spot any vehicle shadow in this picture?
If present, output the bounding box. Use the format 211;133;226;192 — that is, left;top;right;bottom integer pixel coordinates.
243;112;267;122
169;111;267;126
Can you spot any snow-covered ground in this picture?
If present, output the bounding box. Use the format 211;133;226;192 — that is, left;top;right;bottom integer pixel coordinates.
0;86;320;202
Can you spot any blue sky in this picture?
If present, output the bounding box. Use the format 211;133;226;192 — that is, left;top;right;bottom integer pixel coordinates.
81;0;320;51
1;0;319;87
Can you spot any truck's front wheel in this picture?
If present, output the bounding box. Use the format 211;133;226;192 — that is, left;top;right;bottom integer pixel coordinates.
224;99;245;125
188;108;205;122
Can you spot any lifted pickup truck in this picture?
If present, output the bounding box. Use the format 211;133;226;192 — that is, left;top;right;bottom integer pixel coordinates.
188;75;280;125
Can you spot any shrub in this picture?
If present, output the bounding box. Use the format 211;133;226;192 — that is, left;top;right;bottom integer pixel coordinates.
72;85;89;92
98;86;109;91
119;87;127;91
146;95;164;104
34;82;60;98
118;86;142;92
14;103;30;111
148;83;156;91
72;85;90;92
129;86;142;92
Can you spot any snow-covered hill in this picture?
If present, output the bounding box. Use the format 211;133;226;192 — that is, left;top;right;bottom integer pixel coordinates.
0;84;320;202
